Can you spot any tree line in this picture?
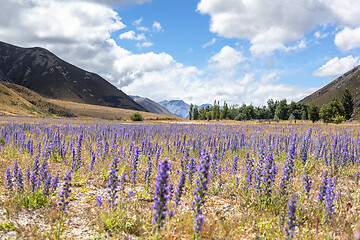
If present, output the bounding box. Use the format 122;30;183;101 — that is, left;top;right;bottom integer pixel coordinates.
189;89;354;123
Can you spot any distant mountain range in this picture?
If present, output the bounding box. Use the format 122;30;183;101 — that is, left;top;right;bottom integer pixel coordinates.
300;65;360;108
0;41;146;111
159;100;190;118
130;96;175;116
158;100;212;118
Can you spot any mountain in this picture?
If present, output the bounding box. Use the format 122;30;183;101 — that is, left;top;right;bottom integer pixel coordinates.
300;65;360;107
130;96;175;116
0;81;180;120
159;100;190;118
0;41;146;111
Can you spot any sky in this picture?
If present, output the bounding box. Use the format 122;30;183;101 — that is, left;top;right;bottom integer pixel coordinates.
1;0;360;106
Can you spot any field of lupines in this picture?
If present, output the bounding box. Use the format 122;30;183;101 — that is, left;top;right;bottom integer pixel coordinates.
1;119;360;239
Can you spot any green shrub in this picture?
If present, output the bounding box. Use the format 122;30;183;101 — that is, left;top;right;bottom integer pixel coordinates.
130;112;143;121
332;115;345;124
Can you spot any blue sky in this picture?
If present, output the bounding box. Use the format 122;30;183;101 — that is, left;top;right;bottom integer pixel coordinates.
1;0;360;106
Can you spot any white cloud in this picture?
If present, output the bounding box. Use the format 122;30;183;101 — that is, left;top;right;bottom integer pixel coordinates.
209;46;245;69
152;21;162;31
0;0;314;106
335;27;360;51
136;41;153;49
197;0;360;55
133;17;149;31
202;38;216;48
313;55;360;78
119;30;146;41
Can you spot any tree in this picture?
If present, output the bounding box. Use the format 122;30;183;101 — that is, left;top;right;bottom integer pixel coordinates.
342;89;354;120
206;111;213;121
199;106;206;120
213;100;220;120
267;99;279;119
301;105;309;120
189;103;193;120
193;106;199;120
274;99;289;120
220;101;229;120
308;105;320;123
320;98;345;123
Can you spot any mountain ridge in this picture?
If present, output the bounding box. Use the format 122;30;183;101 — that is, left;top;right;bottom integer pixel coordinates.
0;41;146;112
300;65;360;107
130;96;175;116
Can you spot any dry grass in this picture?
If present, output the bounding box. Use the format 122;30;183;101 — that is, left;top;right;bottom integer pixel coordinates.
0;118;360;239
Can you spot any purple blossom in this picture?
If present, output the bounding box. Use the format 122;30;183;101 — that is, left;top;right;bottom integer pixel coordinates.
5;167;13;191
192;151;211;234
301;174;313;197
58;171;72;213
284;196;297;239
153;158;171;230
107;158;120;208
174;171;186;206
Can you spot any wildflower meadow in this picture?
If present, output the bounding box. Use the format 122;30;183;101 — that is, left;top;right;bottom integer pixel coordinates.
0;119;360;239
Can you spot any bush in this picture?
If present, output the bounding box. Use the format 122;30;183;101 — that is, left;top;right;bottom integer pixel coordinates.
332;115;345;124
130;112;143;121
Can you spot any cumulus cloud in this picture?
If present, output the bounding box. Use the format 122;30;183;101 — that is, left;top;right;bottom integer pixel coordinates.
197;0;360;55
209;46;245;70
119;30;146;41
313;56;360;78
335;27;360;51
0;0;313;106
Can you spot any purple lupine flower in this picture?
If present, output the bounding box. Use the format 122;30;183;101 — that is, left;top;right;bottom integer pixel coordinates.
95;196;103;207
232;155;238;175
301;174;313;197
130;145;140;186
299;128;312;165
284;196;297;239
174;171;186;206
31;156;40;191
318;170;328;203
192;151;211;235
13;161;24;193
52;173;60;192
325;177;336;223
43;175;52;195
40;160;50;184
153;158;171;230
107;158;120;208
235;176;240;188
244;153;254;189
263;153;278;196
280;135;297;195
58;171;72;213
5;167;13;191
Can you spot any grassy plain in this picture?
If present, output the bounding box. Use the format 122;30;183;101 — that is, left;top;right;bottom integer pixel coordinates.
0;117;359;239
